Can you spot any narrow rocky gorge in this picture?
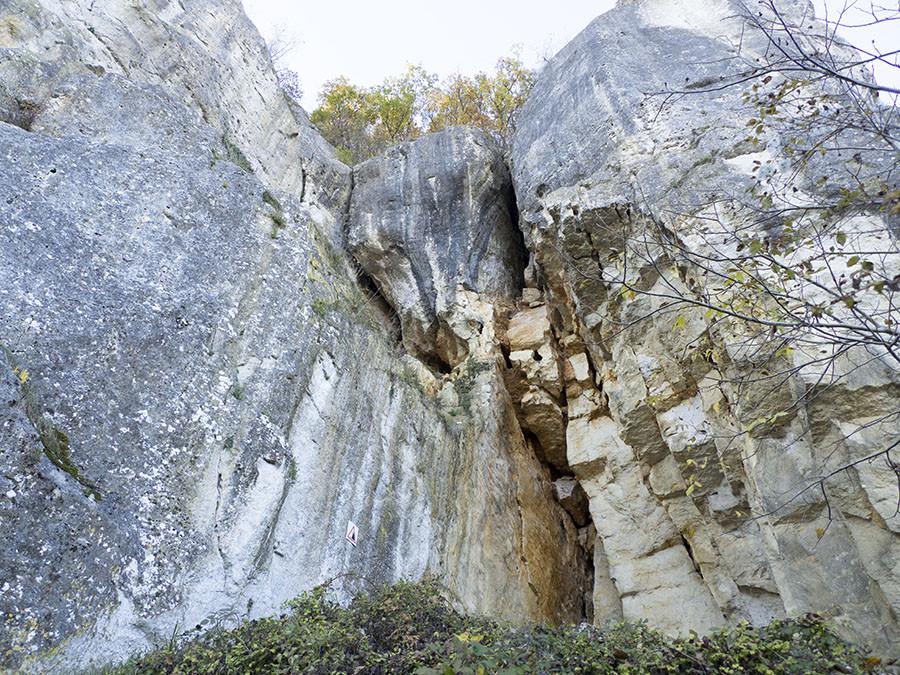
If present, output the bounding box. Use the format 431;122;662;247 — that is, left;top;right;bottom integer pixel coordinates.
1;0;898;671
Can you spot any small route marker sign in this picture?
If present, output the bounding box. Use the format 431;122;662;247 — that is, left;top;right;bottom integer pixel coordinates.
345;520;359;547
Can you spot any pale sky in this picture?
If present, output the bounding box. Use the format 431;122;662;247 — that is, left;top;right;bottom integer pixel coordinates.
240;0;899;111
240;0;614;109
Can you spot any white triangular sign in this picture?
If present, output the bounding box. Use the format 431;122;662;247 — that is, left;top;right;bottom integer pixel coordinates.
345;520;359;547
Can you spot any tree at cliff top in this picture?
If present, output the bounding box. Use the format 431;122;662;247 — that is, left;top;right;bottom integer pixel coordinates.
310;57;535;164
428;56;536;154
590;0;900;525
265;27;304;106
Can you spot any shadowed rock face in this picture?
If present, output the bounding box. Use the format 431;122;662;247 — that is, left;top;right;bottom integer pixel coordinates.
349;127;525;370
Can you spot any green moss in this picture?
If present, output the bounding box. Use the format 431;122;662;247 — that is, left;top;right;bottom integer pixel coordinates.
311;297;338;318
1;346;102;501
310;221;343;272
287;458;297;482
102;580;875;675
262;190;283;212
453;359;493;412
268;210;287;239
223;137;253;174
261;190;288;239
36;418;101;501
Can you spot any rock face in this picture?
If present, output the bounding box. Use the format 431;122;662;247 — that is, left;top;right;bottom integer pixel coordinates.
0;0;350;237
349;127;524;370
0;1;587;671
512;0;900;654
1;0;899;670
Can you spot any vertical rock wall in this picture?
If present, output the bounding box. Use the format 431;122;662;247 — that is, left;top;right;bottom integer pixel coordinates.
511;0;900;656
0;2;587;671
2;0;898;669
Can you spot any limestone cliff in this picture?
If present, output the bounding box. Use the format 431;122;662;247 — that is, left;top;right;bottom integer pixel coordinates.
512;0;900;654
0;2;586;671
0;0;898;671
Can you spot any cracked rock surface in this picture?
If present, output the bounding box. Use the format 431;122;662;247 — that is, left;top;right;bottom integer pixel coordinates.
512;0;900;655
0;1;585;671
349;126;525;370
1;0;899;669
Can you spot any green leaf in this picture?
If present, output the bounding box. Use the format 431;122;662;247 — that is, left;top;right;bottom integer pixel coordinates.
835;232;847;246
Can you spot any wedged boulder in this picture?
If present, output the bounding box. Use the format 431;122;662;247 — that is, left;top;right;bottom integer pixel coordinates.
553;477;591;527
349;127;525;370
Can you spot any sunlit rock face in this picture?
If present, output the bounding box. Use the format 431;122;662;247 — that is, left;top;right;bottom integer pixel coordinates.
0;1;586;671
512;0;900;655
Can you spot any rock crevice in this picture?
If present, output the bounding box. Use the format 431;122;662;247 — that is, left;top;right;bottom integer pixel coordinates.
1;0;899;670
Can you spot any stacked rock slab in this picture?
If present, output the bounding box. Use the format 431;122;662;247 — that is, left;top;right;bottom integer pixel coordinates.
512;0;899;655
0;1;586;671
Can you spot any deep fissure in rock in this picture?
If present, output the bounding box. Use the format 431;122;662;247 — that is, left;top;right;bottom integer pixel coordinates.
499;231;599;622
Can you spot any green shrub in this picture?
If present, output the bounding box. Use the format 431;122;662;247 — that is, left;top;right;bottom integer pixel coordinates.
103;580;877;674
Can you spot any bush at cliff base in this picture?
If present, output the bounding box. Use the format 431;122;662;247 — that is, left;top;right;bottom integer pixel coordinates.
104;580;884;674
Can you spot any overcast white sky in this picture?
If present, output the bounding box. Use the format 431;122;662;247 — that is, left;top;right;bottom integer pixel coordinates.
240;1;899;111
240;0;615;109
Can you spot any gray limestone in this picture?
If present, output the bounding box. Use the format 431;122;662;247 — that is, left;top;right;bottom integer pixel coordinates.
511;0;900;655
349;127;525;369
1;0;899;669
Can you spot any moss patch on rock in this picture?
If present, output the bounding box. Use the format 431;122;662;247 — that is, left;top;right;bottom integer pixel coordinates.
2;345;101;500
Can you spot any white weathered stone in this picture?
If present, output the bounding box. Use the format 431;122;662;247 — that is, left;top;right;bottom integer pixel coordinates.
521;288;543;304
512;0;900;653
615;545;725;636
649;455;686;498
507;305;553;352
568;388;605;420
566;416;628;477
509;344;563;397
568;353;591;383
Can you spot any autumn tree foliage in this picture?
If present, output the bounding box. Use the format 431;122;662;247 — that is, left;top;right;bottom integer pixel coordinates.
310;58;536;164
